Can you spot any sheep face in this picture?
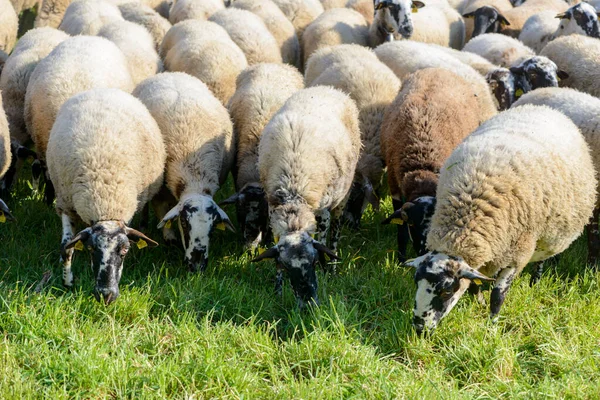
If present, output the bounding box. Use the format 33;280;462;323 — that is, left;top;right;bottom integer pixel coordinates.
158;193;234;272
556;3;600;39
64;221;158;305
373;0;424;39
510;56;568;97
220;183;269;250
252;231;339;308
463;6;510;38
408;251;493;335
383;196;436;256
487;68;515;111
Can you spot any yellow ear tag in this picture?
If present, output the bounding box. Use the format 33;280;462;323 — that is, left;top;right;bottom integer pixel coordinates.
137;239;148;249
473;279;482;286
216;222;226;231
310;233;316;239
74;240;84;251
274;236;279;243
0;212;6;223
515;88;524;98
390;218;404;225
324;253;331;262
164;220;172;229
412;6;419;12
258;246;266;255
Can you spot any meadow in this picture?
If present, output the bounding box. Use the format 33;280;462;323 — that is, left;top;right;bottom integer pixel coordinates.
1;172;600;399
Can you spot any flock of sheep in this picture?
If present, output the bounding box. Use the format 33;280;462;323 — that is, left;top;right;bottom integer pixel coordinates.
0;0;599;335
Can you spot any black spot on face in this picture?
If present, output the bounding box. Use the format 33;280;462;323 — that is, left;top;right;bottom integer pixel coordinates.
278;236;319;304
572;5;600;38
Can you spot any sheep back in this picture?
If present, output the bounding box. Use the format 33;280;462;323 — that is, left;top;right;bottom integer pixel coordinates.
463;33;535;67
169;0;224;24
304;43;379;86
58;0;124;35
119;2;172;51
0;0;18;56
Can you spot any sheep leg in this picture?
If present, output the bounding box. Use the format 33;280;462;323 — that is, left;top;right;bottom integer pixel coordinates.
490;266;517;322
60;213;76;288
586;207;600;267
529;261;545;286
275;266;284;296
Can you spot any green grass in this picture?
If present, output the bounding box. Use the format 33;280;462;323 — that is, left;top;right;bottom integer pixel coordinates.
2;172;600;399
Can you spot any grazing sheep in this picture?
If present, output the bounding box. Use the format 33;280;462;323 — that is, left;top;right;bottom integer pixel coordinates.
0;0;18;59
512;87;600;265
540;35;600;97
168;0;224;24
162;20;248;105
461;0;512;40
46;88;165;304
408;105;596;334
464;0;569;38
555;3;600;39
380;68;481;261
209;8;282;65
24;36;134;202
224;64;304;250
98;20;163;85
133;72;236;272
518;11;558;53
374;40;497;123
463;33;535;67
0;91;14;222
58;0;124;36
252;86;360;307
119;2;172;50
306;45;401;229
302;8;369;66
230;0;301;68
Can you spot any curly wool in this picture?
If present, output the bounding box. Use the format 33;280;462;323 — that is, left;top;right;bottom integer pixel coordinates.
463;33;535;67
133;72;234;198
58;0;124;35
0;28;69;146
258;86;361;237
47;88;166;224
427;105;597;277
228;63;304;191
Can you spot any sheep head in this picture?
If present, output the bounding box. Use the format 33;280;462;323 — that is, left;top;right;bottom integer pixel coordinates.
373;0;424;39
463;6;510;37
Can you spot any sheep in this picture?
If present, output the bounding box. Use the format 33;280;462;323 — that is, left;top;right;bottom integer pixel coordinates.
35;0;73;28
133;72;236;272
374;40;497;123
0;91;14;222
518;11;558;53
230;0;301;68
168;0;224;24
554;3;600;39
98;20;163;85
118;2;172;50
24;36;134;202
302;8;369;66
540;35;600;98
304;42;380;85
162;20;248;105
380;68;481;261
463;33;535;67
271;0;324;40
464;0;569;38
0;0;18;59
58;0;124;36
224;64;304;249
306;45;401;229
252;86;361;307
512;87;600;265
461;0;512;40
10;0;41;14
46;88;165;304
408;105;596;334
423;43;498;76
320;0;374;23
209;8;282;65
369;1;466;50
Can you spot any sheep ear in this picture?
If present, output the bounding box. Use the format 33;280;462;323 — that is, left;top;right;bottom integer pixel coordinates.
0;198;15;222
458;266;494;282
15;145;37;161
555;12;568;19
215;204;236;233
313;240;340;260
363;179;380;211
251;246;279;262
498;15;510;26
412;1;425;8
157;204;179;229
462;11;476;18
65;228;92;250
403;254;428;268
557;70;569;80
381;208;407;225
125;227;159;248
219;192;240;206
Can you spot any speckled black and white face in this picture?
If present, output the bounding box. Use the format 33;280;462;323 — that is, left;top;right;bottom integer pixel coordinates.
406;196;436;256
557;3;600;39
374;0;423;39
159;194;234;272
487;68;515;110
510;57;565;94
408;252;493;334
277;232;320;308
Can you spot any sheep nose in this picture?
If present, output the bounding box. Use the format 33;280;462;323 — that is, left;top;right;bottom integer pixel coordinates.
187;256;208;273
94;287;119;305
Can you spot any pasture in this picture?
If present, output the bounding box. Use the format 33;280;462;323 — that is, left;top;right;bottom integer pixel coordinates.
1;175;600;399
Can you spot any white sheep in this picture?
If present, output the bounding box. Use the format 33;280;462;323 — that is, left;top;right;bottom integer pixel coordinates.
461;0;512;40
0;90;13;222
209;8;282;65
555;3;600;38
98;20;163;85
374;40;497;123
518;11;558;54
46;88;165;304
271;0;324;39
162;20;248;105
0;0;18;61
540;34;600;98
302;8;369;66
224;63;304;250
230;0;301;68
512;87;600;265
304;42;380;85
252;86;361;307
59;0;124;35
168;0;224;24
133;72;236;272
35;0;73;29
463;33;534;67
408;105;596;334
320;0;374;23
24;36;134;201
119;2;173;50
306;44;401;229
423;42;498;76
